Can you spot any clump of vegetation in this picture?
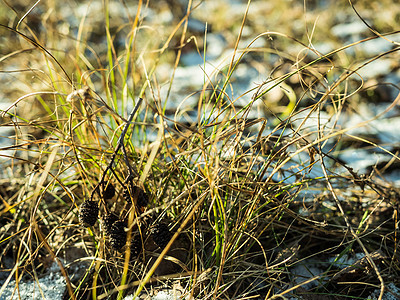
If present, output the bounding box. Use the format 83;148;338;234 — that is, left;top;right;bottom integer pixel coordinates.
1;1;400;299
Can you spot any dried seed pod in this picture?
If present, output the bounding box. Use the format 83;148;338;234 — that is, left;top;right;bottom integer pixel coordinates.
101;213;119;235
130;235;142;258
135;187;149;208
79;200;99;227
123;188;131;203
151;222;171;250
124;186;149;208
109;220;127;250
103;183;116;200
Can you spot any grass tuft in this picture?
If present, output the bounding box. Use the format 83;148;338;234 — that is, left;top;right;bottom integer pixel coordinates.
1;1;400;300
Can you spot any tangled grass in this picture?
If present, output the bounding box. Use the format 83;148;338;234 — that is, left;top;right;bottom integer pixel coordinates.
1;1;400;299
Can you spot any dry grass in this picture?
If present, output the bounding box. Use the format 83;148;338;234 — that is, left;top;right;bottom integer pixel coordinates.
1;1;400;300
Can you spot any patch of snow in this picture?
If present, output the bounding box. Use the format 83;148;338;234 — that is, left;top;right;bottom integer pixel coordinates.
327;252;365;269
123;289;185;300
357;38;394;56
339;149;389;174
368;283;400;300
331;21;367;38
0;270;66;300
355;59;393;80
290;262;324;290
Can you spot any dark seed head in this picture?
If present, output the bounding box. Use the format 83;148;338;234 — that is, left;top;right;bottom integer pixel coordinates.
130;235;142;258
103;183;115;200
136;188;149;208
101;213;119;235
123;188;131;203
79;200;99;227
123;186;149;208
109;220;127;250
151;222;171;249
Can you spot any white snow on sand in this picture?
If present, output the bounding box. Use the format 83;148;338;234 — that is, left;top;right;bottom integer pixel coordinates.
0;271;66;300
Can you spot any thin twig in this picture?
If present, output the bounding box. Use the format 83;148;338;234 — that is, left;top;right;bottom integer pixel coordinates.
90;97;143;200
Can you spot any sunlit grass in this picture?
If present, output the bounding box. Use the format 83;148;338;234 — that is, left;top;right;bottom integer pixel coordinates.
1;1;400;300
